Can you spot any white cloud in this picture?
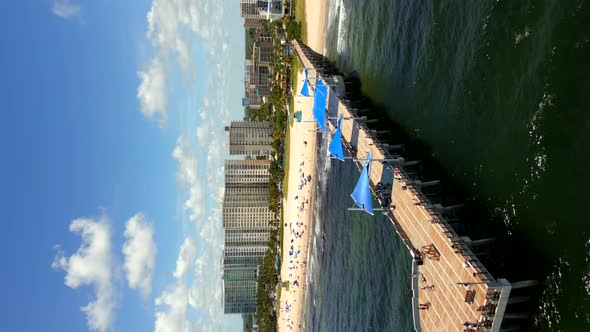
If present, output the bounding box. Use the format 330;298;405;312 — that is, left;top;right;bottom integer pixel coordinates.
138;0;223;124
199;212;222;248
154;282;197;332
188;248;223;327
195;121;209;147
52;218;115;332
137;57;168;126
122;213;157;298
172;136;204;221
154;238;201;332
52;0;81;19
173;238;197;279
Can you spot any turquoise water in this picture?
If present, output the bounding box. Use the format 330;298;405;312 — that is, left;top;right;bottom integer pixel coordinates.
305;0;590;330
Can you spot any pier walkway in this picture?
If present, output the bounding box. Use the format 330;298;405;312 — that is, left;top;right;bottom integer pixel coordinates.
293;40;512;332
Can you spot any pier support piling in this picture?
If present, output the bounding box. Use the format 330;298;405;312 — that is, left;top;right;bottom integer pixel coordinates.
469;238;496;246
412;180;441;188
507;296;531;304
403;160;421;167
510;280;540;289
504;313;529;320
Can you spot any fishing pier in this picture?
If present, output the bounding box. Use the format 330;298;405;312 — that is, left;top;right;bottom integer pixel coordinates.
292;40;536;332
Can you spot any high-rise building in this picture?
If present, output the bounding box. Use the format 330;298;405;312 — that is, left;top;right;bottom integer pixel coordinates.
223;279;258;314
244;29;274;109
221;158;273;314
240;0;284;22
225;122;273;157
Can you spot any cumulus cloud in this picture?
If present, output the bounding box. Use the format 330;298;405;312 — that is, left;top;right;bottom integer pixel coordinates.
138;0;222;124
188;248;223;326
52;0;81;19
172;136;205;221
122;213;157;298
154;239;201;332
173;238;197;279
52;217;115;332
195;121;209;147
154;282;197;332
137;57;168;125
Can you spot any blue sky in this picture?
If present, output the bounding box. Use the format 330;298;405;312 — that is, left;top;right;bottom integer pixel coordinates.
0;0;244;331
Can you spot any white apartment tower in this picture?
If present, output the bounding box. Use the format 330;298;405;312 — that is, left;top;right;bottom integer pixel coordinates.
225;121;273;157
221;159;274;314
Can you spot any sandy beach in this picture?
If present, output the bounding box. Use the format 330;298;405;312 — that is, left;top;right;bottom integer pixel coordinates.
277;1;329;331
305;0;329;54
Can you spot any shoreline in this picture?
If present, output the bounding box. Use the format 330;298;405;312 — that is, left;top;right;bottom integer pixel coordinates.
304;0;329;54
278;2;329;330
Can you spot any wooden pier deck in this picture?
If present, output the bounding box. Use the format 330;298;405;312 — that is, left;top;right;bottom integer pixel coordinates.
293;40;512;332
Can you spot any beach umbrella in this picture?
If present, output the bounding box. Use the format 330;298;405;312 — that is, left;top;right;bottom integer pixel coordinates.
312;79;328;131
328;114;345;160
300;68;310;97
351;152;374;215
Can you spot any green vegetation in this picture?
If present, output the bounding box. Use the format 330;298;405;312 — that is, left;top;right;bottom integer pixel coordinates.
245;28;257;60
293;0;307;43
245;103;272;121
279;207;285;253
289;55;300;127
282;124;291;197
255;230;279;331
290;55;300;90
285;17;302;41
244;314;254;332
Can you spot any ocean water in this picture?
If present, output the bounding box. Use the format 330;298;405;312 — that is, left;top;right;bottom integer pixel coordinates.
304;0;590;331
302;134;413;332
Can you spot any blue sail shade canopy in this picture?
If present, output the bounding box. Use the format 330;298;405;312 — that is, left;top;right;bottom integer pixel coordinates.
351;152;374;215
300;68;310;97
328;114;344;161
312;79;328;131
